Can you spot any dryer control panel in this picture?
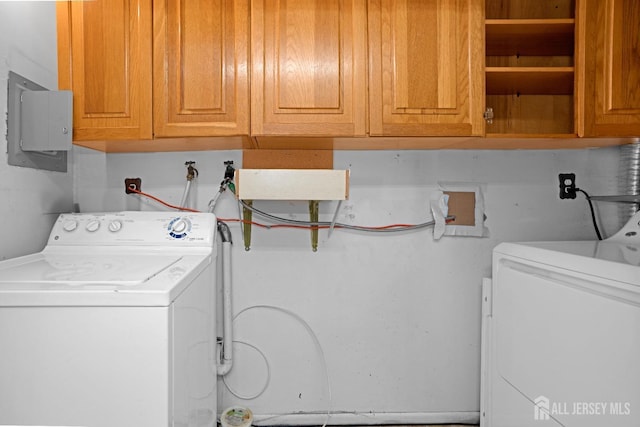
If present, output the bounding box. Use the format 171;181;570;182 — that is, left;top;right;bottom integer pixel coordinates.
608;210;640;244
48;211;217;247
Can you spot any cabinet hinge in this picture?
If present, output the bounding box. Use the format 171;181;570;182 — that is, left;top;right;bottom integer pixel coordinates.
483;107;494;124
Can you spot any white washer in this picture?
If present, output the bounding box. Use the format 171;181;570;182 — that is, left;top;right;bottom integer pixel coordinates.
0;211;218;427
481;211;640;427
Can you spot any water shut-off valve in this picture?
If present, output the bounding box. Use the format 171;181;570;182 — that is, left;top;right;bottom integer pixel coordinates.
185;161;199;181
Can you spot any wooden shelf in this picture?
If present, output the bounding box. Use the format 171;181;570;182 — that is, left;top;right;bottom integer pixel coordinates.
235;169;349;201
486;67;574;95
486;19;575;56
235;168;350;252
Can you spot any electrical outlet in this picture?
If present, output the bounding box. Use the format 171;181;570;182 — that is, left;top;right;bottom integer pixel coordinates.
559;173;576;199
125;178;142;194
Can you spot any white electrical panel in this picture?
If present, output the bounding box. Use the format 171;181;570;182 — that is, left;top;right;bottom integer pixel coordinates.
20;90;72;152
7;71;72;173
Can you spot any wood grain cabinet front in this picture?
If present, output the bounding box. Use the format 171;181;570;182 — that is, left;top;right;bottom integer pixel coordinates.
57;0;153;141
250;0;368;136
368;0;485;137
56;0;489;144
153;0;249;137
57;0;249;142
58;0;636;149
578;0;640;137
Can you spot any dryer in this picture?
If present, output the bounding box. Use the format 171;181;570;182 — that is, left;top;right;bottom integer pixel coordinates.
0;211;218;427
481;211;640;427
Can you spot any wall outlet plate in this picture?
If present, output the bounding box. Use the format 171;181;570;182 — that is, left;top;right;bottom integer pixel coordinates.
125;178;142;194
7;71;68;173
559;173;577;199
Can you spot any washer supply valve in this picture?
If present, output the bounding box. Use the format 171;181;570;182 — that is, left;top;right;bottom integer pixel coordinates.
185;161;199;181
208;161;236;213
224;160;235;182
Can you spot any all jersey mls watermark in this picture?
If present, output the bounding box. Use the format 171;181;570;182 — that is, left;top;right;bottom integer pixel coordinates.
534;395;631;421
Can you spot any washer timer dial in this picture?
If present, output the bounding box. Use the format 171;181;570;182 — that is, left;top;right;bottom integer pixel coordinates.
108;220;123;232
168;217;192;239
85;219;101;232
62;219;78;232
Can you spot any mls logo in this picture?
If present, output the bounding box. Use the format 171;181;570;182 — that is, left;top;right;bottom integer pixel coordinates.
534;395;550;421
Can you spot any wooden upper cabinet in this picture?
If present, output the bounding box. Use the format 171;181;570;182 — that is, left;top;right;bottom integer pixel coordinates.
57;0;153;140
578;0;640;137
251;0;368;136
368;0;485;136
153;0;249;137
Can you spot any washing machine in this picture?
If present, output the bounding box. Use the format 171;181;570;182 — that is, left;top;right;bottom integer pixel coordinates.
0;211;218;427
481;211;640;427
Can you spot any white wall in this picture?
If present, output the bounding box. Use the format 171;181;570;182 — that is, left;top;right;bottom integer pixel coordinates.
0;2;73;260
74;145;622;424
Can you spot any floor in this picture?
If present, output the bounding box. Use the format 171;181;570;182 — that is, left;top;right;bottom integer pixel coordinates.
342;425;478;427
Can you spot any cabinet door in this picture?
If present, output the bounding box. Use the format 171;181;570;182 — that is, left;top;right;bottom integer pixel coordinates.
251;0;367;136
578;0;640;137
368;0;485;136
153;0;249;137
57;0;152;140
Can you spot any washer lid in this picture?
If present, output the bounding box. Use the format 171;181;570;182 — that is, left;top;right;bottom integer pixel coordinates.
494;240;640;286
0;253;181;285
0;249;212;307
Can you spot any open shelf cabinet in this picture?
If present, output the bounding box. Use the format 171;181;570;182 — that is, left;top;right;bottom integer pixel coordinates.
486;19;575;56
485;1;576;138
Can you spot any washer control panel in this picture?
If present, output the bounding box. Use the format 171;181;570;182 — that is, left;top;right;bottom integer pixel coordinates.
48;211;216;247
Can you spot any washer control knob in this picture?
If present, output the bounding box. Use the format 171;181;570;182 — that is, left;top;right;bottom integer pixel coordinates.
108;220;123;233
168;217;191;239
172;219;188;233
62;219;78;232
85;219;101;232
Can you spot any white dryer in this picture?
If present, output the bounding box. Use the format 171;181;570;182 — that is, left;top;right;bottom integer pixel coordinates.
0;211;218;427
481;211;640;427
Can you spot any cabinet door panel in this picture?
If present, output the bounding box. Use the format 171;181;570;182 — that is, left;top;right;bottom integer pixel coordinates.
393;1;457;111
251;0;367;136
606;1;640;112
57;0;152;140
369;0;484;136
154;0;249;137
276;2;341;110
579;0;640;137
